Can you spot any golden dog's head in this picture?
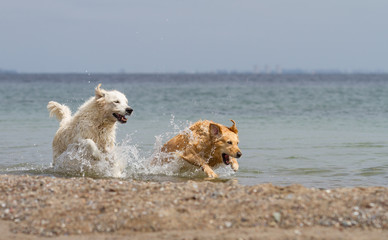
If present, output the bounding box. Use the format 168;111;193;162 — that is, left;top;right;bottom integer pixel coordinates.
95;84;133;124
209;120;242;165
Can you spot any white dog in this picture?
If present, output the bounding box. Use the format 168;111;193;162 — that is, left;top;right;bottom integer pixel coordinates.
47;84;133;177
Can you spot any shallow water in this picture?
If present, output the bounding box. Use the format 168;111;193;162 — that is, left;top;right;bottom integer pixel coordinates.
1;73;388;188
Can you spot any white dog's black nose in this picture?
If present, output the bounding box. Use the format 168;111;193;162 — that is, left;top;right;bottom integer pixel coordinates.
126;108;133;115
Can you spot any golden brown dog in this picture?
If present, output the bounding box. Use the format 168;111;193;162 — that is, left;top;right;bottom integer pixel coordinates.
159;120;242;178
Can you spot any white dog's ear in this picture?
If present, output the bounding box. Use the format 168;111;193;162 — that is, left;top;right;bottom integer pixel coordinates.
209;123;222;138
95;83;105;98
228;119;238;134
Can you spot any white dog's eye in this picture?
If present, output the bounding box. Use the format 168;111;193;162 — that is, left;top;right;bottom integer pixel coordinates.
114;100;120;104
227;141;233;145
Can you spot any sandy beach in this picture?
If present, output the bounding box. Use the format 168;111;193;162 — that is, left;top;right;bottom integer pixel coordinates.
0;174;387;240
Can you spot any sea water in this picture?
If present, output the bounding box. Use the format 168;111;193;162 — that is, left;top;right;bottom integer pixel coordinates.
0;73;387;188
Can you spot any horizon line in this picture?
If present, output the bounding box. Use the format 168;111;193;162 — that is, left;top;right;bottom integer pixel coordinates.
1;69;388;75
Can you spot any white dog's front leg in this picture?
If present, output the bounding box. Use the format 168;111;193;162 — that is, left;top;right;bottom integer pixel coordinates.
79;139;102;161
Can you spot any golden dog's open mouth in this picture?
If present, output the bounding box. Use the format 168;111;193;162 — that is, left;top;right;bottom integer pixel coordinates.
113;113;127;124
222;153;230;165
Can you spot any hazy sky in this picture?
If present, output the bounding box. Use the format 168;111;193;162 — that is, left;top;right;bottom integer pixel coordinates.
1;0;387;73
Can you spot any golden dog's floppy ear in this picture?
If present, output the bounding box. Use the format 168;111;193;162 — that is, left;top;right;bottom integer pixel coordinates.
95;83;105;98
209;123;222;138
228;119;238;134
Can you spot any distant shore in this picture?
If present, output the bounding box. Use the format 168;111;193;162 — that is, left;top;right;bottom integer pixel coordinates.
0;174;387;239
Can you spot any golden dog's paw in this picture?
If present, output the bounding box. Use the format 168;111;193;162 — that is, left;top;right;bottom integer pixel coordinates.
231;162;239;171
203;165;218;178
231;158;239;171
207;172;218;179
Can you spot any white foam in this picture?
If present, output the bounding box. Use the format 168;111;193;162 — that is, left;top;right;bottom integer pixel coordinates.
53;142;126;178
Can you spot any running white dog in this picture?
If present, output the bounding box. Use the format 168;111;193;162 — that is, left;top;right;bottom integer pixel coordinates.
47;84;133;176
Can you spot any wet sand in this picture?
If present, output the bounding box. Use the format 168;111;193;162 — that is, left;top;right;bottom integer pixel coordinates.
0;174;387;239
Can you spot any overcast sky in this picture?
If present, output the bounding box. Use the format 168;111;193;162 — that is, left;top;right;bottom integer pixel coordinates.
1;0;387;73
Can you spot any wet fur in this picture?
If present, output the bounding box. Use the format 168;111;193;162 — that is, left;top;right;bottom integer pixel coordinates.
47;84;132;175
160;120;242;178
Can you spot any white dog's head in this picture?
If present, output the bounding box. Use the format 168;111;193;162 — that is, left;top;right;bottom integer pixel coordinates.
95;84;133;124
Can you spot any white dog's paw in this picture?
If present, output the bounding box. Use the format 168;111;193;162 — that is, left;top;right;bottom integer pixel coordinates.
81;139;102;160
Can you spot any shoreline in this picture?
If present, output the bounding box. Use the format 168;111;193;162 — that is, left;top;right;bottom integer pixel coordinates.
0;174;387;239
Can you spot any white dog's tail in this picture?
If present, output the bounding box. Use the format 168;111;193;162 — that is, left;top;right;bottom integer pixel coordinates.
47;101;72;123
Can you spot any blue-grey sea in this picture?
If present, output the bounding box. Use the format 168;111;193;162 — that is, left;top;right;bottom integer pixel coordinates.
0;73;387;188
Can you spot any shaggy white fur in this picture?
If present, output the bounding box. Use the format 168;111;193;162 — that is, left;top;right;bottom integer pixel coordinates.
47;84;133;177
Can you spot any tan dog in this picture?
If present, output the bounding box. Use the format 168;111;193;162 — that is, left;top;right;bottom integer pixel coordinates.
160;120;242;178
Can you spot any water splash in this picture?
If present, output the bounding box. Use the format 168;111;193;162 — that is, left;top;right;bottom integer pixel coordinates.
3;116;236;181
53;142;127;178
117;116;236;180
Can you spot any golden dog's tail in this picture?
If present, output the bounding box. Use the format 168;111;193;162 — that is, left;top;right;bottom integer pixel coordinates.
47;101;72;124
